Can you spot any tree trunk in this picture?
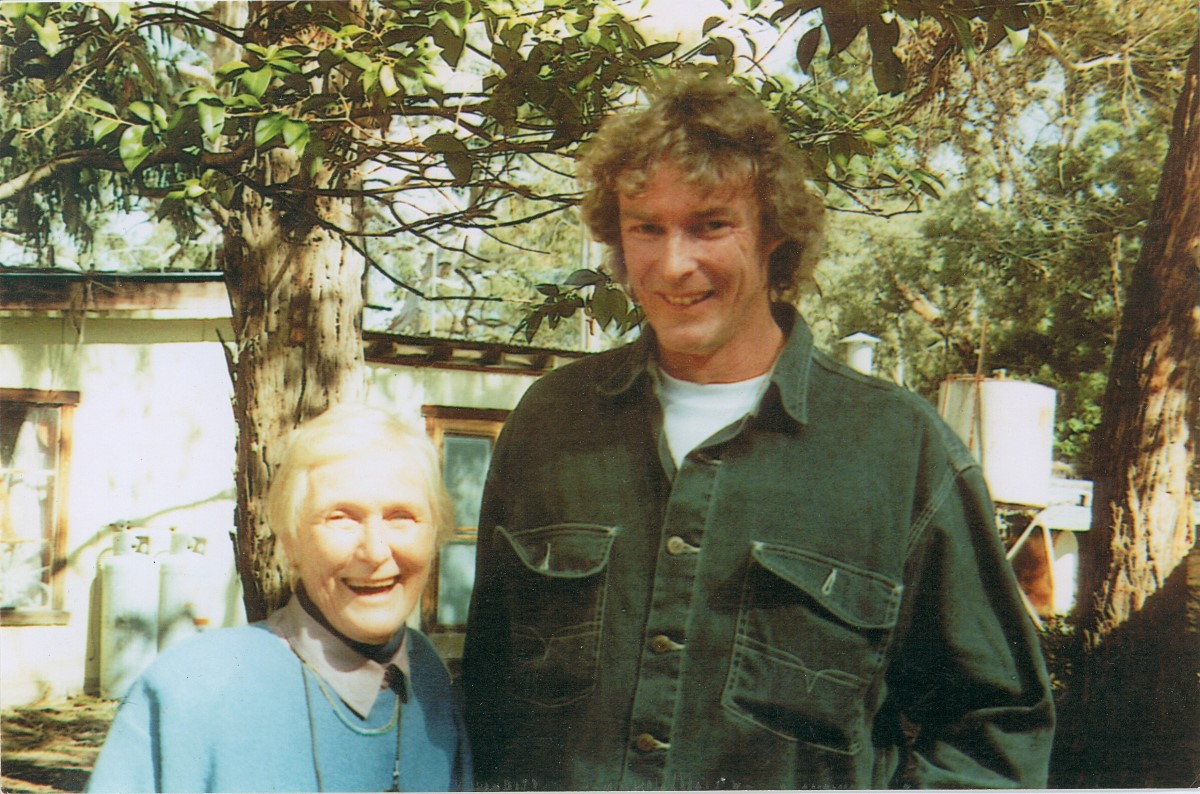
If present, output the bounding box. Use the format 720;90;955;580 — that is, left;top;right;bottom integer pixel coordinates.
1055;37;1200;788
224;1;368;622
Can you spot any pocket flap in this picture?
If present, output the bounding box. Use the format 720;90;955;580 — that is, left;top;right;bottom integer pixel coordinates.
749;542;902;630
499;523;619;579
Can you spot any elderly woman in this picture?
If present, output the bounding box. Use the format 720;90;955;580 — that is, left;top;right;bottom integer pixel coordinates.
87;404;471;792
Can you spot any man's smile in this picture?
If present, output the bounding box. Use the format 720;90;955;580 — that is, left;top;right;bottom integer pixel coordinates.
661;291;715;307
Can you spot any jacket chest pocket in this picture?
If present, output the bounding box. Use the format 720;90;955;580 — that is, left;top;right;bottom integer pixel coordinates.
722;542;902;755
499;523;618;708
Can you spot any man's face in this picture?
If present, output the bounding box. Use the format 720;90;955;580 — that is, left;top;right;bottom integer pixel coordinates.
618;161;782;383
285;451;437;644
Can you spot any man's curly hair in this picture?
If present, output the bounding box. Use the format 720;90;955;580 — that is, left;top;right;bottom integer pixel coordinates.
578;72;826;302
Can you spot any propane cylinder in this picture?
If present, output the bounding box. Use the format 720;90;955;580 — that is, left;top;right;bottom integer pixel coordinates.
99;528;160;700
157;530;217;651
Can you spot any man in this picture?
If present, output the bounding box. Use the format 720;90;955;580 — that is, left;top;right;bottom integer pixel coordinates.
461;73;1054;790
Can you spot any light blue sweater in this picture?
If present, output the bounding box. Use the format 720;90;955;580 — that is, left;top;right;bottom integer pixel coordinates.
86;622;471;792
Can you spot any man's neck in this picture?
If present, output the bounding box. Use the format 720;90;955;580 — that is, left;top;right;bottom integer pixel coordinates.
657;318;785;384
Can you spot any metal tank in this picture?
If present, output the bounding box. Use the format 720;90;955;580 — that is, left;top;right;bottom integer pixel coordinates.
98;527;160;699
937;374;1057;507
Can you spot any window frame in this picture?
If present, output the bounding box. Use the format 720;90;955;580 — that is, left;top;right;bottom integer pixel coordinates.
0;388;79;626
420;406;507;637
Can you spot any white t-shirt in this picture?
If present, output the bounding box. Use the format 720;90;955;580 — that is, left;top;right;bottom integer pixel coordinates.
651;365;773;468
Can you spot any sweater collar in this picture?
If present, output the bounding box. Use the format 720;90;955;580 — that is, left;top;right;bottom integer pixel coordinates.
267;594;410;719
596;303;813;426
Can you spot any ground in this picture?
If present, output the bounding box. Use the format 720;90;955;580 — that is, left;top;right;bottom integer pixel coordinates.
1;696;116;793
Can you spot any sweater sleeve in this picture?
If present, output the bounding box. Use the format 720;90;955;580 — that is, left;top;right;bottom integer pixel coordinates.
85;678;162;793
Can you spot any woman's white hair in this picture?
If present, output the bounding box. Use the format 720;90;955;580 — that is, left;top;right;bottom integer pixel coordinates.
265;403;454;577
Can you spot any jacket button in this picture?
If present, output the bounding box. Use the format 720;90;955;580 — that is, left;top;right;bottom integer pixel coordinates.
650;634;682;654
666;536;699;555
635;733;669;752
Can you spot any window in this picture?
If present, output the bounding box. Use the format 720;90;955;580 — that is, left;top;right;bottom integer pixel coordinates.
1;389;78;626
420;406;507;647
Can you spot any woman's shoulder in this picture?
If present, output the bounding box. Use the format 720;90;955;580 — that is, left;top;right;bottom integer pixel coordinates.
137;623;294;693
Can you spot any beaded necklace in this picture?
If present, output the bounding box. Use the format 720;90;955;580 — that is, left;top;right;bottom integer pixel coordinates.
301;660;404;791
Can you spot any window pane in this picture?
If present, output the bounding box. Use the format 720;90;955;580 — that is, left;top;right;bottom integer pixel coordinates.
437;540;477;626
0;404;60;609
442;434;492;529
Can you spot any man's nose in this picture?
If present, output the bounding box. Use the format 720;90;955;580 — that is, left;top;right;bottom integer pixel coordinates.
660;231;698;280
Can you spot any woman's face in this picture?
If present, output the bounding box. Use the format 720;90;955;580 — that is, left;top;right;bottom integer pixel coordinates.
285;451;437;644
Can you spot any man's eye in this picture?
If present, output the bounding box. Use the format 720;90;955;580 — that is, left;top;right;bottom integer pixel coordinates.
385;510;416;524
324;511;357;526
630;223;662;236
700;220;732;235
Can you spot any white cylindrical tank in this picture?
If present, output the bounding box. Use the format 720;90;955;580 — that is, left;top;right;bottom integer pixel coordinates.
937;375;1057;507
157;530;219;652
99;529;160;700
837;332;881;376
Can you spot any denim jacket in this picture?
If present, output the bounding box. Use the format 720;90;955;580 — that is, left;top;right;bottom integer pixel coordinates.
462;307;1053;790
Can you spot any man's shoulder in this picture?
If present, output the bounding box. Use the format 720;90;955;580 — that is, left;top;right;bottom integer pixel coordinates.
807;348;977;470
518;342;639;403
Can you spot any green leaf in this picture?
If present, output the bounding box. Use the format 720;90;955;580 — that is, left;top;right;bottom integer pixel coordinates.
215;59;249;78
861;128;889;146
1005;25;1029;53
824;10;862;57
795;26;821;74
564;269;605;288
241;67;272;98
379;63;400;97
702;16;723;36
536;283;560;297
424;132;467;154
444;151;472;184
91;117;121;143
433;19;464;67
26;15;61;56
128;101;154;124
339;48;372;71
83;97;117;115
118;124;150;172
282;119;309;157
946;14;976;63
639;42;679;59
197;102;225;143
254;114;286;148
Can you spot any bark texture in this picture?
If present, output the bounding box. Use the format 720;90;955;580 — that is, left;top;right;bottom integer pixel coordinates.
224;1;368;621
1055;38;1200;788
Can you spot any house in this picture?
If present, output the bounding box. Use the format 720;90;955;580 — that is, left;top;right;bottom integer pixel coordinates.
0;270;586;707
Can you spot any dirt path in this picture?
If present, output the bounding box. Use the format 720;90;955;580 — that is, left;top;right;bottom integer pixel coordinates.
1;697;116;793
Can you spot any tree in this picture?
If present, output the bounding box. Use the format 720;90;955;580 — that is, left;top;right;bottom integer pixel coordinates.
1054;33;1200;788
0;1;1043;621
808;1;1195;474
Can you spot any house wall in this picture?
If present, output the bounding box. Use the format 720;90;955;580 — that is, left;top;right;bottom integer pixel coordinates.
0;313;541;707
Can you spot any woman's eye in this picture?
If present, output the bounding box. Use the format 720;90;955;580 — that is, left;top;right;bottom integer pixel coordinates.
324;511;357;527
385;510;416;524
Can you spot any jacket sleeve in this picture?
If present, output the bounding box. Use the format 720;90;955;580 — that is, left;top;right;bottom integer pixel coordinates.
460;414;519;788
889;425;1055;788
85;678;160;793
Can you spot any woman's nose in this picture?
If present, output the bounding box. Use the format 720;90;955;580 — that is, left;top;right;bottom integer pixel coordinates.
356;516;393;562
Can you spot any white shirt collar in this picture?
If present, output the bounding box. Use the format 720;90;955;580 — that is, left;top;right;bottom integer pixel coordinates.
267;595;410;719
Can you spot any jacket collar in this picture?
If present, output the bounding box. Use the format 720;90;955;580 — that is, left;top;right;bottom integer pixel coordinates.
595;303;813;426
